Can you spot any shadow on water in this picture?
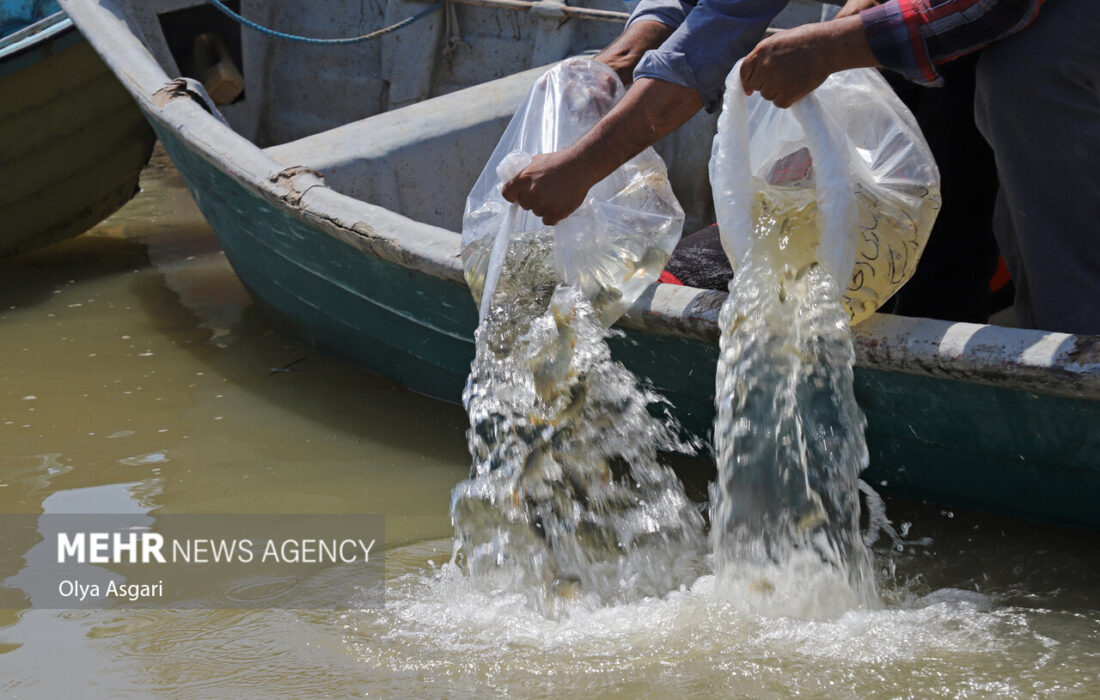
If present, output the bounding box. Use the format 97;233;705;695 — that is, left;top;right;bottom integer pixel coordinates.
669;444;1100;616
2;148;469;466
125;263;469;463
872;496;1100;612
0;236;153;311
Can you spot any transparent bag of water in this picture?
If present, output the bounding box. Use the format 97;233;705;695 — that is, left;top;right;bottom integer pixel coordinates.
461;57;684;326
711;64;941;324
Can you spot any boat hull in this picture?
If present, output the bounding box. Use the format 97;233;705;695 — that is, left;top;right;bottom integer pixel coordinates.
0;21;154;256
151;122;1100;529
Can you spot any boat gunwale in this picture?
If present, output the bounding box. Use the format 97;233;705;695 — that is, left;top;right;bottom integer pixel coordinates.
57;0;1100;402
0;11;74;61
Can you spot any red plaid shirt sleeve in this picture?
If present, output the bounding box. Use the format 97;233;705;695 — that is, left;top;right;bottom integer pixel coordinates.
860;0;1046;86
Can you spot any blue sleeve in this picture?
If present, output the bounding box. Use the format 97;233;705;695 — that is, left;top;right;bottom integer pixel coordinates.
633;0;789;112
627;0;695;29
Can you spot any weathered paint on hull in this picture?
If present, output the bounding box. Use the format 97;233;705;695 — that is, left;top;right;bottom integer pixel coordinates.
153;125;1100;530
0;25;154;256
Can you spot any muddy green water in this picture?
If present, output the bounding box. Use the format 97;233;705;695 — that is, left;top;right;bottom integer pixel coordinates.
1;152;1097;698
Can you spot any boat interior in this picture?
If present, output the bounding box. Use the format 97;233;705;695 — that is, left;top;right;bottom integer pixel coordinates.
89;0;823;235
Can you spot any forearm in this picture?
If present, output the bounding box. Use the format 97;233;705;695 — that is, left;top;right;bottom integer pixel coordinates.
821;14;880;73
566;78;703;192
792;14;875;74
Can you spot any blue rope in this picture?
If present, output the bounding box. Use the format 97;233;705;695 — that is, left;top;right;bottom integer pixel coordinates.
207;0;443;45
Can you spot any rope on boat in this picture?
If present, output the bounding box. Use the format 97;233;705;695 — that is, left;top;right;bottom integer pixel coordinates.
206;0;443;45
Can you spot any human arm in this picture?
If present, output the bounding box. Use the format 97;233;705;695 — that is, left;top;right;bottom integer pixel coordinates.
502;78;702;225
743;0;1045;105
504;0;788;224
501;7;695;226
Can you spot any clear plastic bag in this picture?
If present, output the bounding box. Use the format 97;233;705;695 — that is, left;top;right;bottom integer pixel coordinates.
462;57;685;326
710;64;942;324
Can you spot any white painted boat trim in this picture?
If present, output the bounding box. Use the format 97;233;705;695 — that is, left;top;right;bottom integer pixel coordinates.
0;12;74;59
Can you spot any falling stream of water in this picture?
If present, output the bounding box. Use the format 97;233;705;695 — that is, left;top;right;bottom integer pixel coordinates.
452;229;705;613
711;184;877;615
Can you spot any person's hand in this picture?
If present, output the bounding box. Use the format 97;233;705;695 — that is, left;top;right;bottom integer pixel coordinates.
740;24;836;109
740;15;879;109
502;149;594;226
836;0;880;20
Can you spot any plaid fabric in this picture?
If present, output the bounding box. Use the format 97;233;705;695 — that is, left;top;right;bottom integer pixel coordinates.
862;0;1046;86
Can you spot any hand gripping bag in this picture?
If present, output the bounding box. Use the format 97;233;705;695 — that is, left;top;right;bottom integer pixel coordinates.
710;64;941;324
462;57;684;326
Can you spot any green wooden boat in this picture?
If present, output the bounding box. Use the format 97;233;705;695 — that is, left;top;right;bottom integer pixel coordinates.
0;0;154;256
59;0;1099;528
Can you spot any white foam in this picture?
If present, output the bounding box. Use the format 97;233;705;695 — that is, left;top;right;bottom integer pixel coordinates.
342;545;1061;691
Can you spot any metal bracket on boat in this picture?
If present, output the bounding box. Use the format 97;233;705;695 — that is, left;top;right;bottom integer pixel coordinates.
270;166;326;206
151;78;229;126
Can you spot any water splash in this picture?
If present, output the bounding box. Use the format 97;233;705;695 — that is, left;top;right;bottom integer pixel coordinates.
711;184;877;611
451;230;705;615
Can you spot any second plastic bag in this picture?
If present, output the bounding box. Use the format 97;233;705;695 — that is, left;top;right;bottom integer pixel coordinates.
462;57;684;327
710;64;942;324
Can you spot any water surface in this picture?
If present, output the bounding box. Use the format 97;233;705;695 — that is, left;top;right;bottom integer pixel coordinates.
0;151;1096;698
